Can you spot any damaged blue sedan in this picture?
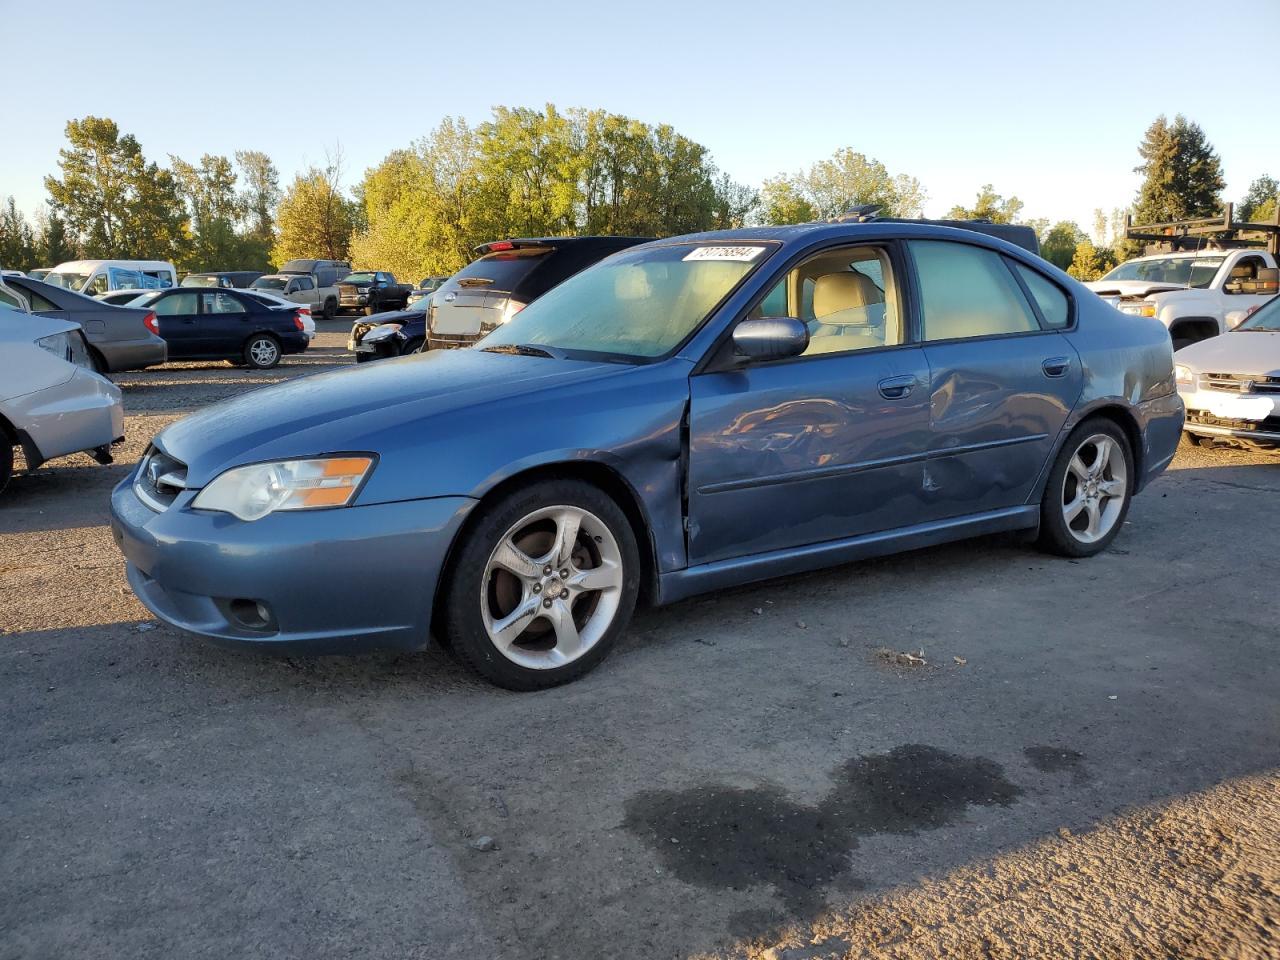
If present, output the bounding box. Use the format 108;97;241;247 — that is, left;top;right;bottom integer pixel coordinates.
110;221;1183;690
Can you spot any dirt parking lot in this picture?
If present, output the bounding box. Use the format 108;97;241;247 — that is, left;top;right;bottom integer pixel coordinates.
2;319;1278;960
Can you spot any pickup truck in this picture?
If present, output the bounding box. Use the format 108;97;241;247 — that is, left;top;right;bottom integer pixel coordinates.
251;273;340;320
1086;209;1280;349
337;271;412;316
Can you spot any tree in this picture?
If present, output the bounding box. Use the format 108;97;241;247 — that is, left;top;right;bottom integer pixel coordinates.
1040;221;1087;270
1131;115;1224;224
0;198;38;271
272;151;358;265
235;150;280;269
1239;175;1278;222
946;184;1023;224
44;116;187;261
171;153;244;271
34;208;78;266
1067;241;1117;281
758;148;925;225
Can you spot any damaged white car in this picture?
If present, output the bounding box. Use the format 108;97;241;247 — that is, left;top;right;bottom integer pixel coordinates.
1176;295;1280;448
0;296;125;495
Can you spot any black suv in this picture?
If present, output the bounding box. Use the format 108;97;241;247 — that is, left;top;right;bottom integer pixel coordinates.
426;237;652;350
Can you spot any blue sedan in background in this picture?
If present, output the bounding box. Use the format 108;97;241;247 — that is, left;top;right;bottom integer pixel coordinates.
110;221;1183;690
132;288;310;368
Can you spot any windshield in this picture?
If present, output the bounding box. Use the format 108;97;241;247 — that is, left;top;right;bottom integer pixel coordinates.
343;272;376;283
44;271;91;291
1100;255;1224;289
1237;298;1280;332
480;243;770;360
253;277;287;291
182;276;219;287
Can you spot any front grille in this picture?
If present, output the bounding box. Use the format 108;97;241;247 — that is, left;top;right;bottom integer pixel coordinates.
1186;410;1280;433
1201;373;1280;394
134;447;188;511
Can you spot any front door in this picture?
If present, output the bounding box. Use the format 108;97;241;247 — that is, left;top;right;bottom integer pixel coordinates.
905;239;1083;518
687;242;933;565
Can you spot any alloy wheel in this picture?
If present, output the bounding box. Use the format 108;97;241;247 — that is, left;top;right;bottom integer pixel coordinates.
1061;434;1127;544
480;505;624;670
249;338;279;367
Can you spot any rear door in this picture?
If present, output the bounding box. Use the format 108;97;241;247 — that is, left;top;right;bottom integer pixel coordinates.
906;239;1082;519
150;291;203;358
200;291;251;356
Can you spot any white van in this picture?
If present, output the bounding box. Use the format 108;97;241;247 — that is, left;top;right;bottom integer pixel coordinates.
43;260;178;296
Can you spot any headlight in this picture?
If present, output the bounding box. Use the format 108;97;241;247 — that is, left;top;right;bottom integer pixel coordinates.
36;331;94;370
191;456;375;521
1174;364;1195;386
363;323;403;343
1119;302;1157;318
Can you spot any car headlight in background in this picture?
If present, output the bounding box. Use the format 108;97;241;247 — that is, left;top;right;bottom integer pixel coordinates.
1174;364;1195;386
1119;302;1157;318
362;323;403;343
191;456;375;521
36;331;94;370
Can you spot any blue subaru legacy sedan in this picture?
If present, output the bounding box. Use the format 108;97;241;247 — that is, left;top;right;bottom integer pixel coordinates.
110;222;1184;690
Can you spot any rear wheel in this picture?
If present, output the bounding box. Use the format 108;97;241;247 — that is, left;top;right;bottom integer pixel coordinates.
243;334;281;369
1037;419;1133;558
322;298;336;321
441;479;640;690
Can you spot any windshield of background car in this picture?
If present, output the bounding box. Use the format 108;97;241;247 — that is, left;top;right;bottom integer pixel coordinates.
1101;255;1224;289
479;243;770;360
1236;298;1280;332
343;272;376;283
253;277;287;291
182;276;218;287
44;271;91;291
453;249;550;291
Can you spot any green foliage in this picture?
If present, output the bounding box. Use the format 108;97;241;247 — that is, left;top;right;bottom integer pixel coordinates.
349;106;757;277
35;209;79;266
946;184;1023;224
759;148;924;225
1239;175;1278;223
170;154;244;271
272;161;358;266
44;117;188;262
1066;240;1117;281
0;197;39;270
235;151;281;270
1132;115;1224;224
1039;220;1087;270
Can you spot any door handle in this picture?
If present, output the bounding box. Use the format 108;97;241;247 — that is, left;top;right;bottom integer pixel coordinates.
1041;357;1071;378
878;375;916;400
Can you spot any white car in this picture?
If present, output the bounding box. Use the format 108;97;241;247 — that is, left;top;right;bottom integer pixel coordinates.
1175;296;1280;448
0;299;125;494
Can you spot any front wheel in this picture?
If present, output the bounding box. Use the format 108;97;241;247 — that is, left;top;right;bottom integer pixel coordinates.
1037;419;1133;558
243;334;281;369
322;298;336;321
400;337;424;355
441;479;640;690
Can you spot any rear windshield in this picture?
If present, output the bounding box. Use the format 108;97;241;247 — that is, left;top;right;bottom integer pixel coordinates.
451;249;550;292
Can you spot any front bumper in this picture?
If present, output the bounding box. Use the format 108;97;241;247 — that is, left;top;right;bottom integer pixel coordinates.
6;368;124;466
110;473;477;653
339;291;370;309
1178;385;1280;443
427;332;480;350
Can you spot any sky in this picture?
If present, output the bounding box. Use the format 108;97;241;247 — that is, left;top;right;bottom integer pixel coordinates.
3;0;1278;239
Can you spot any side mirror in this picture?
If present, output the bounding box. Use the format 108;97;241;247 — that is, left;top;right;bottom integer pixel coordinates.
732;317;809;362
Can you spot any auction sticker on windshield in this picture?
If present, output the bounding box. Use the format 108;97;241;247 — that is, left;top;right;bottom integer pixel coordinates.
682;245;766;262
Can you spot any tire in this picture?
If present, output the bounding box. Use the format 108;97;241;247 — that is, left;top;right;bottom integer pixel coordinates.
243;333;281;370
322;298;336;321
363;302;375;317
1172;338;1193;351
401;337;424;356
0;438;12;497
441;478;641;690
1037;419;1133;558
89;348;108;375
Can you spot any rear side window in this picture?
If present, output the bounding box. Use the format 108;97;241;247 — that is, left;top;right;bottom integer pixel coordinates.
203;292;246;314
1011;262;1070;329
25;287;59;312
908;240;1039;341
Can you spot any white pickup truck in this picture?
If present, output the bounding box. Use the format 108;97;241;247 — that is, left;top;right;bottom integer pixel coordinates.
1085;248;1279;349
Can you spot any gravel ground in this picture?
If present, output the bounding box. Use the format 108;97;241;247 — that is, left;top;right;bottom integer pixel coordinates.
2;321;1277;959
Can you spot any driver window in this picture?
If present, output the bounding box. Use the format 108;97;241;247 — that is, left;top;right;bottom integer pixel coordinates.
750;245;900;356
1225;257;1264;295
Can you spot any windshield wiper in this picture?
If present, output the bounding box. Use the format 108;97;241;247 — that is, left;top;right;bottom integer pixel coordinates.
480;343;564;359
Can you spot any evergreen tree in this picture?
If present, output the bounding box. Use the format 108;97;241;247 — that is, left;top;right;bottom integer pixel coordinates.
1238;175;1278;222
1132;115;1224;224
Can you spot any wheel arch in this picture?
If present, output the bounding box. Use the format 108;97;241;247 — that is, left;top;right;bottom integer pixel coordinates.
1167;316;1220;344
1068;402;1145;491
431;459;661;635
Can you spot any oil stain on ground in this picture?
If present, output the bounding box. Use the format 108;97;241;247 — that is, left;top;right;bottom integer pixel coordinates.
1024;745;1091;784
623;744;1021;917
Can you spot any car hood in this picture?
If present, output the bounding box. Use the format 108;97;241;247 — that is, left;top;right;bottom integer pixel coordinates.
341;279;374;289
1083;280;1188;297
356;308;421;325
154;348;626;485
1177;330;1280;374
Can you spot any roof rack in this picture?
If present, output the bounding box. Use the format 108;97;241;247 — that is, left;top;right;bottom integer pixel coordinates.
1124;204;1280;255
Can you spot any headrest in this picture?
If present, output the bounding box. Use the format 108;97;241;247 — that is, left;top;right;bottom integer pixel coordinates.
812;271;882;317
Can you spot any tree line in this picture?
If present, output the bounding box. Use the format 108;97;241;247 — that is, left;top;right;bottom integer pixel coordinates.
2;108;1276;283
